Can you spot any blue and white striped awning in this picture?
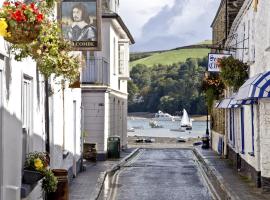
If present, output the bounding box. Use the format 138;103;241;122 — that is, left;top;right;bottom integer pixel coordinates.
217;98;232;108
215;101;221;108
235;99;257;105
228;98;240;108
235;71;270;100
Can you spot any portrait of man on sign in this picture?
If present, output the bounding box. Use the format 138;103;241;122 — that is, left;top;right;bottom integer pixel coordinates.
61;0;101;50
67;3;96;41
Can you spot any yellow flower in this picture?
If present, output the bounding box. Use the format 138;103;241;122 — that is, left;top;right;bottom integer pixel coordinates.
0;18;9;37
34;158;44;171
36;49;42;55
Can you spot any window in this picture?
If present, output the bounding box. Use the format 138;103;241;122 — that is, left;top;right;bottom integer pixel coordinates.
250;104;255;156
118;43;125;74
232;109;235;147
229;110;233;142
22;76;33;157
240;107;245;154
113;38;116;75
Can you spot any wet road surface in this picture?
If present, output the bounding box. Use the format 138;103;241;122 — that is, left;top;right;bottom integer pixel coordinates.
99;149;212;200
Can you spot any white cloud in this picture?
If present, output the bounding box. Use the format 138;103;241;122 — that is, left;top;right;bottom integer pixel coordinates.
119;0;174;38
119;0;220;51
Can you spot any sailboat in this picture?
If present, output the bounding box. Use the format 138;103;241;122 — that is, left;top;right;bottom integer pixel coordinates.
180;109;192;130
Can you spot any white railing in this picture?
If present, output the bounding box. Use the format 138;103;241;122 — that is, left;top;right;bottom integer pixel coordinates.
82;58;110;85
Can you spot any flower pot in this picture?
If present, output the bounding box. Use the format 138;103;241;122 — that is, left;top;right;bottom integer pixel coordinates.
5;22;41;44
46;169;69;200
23;169;44;184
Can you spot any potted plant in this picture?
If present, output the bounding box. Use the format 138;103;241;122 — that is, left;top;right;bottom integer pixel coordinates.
0;1;44;44
218;56;249;91
201;73;225;108
24;152;58;194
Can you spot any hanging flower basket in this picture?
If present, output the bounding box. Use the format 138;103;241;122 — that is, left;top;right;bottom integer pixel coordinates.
5;22;41;44
218;56;249;91
201;73;225;108
0;1;44;44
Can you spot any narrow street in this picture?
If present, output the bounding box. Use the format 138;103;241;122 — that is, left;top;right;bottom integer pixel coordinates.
99;149;212;200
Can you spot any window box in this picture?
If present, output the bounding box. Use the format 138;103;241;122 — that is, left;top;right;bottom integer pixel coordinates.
23;169;44;185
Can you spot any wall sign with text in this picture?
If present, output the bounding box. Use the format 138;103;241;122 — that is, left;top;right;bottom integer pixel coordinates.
59;0;102;51
208;53;231;72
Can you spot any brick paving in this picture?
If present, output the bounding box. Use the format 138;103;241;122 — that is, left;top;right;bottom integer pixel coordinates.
195;147;270;200
69;149;134;200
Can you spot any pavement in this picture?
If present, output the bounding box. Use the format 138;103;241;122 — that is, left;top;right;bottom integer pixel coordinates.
69;148;139;200
109;148;212;200
194;147;270;200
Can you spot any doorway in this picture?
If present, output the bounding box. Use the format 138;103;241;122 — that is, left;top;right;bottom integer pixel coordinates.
73;100;77;177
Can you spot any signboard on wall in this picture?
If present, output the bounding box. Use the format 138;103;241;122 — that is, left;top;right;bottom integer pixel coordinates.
208;53;231;72
60;0;102;51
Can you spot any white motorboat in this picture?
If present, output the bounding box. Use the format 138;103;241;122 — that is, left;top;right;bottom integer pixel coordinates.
173;116;181;121
180;109;192;129
154;110;175;121
127;127;135;132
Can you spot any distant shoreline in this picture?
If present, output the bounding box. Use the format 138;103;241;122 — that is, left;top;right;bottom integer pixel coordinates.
128;112;208;121
128;136;202;148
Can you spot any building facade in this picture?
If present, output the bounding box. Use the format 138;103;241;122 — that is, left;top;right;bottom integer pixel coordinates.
0;8;82;200
216;0;270;191
82;0;134;160
210;0;245;155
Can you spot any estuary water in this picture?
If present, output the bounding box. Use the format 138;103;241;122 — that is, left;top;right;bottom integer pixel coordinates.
127;117;208;139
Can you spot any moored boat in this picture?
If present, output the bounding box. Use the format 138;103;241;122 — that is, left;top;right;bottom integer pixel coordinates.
154;110;175;121
180;109;192;130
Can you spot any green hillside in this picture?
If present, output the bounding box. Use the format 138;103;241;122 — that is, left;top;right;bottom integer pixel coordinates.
130;40;211;67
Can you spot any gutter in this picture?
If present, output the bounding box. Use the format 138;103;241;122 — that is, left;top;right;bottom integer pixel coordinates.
102;12;135;44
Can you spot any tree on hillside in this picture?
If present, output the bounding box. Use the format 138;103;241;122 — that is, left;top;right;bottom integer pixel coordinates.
128;57;208;115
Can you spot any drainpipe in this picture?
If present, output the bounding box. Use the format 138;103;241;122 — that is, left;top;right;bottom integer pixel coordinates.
62;81;65;151
225;0;228;40
45;79;50;155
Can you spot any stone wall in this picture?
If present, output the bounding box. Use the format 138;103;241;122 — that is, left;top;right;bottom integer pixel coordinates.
212;0;245;46
211;107;225;135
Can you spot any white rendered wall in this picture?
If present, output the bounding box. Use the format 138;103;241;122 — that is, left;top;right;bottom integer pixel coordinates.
224;0;263;172
83;92;106;152
0;38;45;200
49;80;82;172
259;99;270;178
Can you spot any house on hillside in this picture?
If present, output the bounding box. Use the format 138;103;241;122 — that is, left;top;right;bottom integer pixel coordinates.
216;0;270;191
210;0;245;155
82;0;135;160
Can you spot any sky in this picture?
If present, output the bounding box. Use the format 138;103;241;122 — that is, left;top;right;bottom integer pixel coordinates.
119;0;221;52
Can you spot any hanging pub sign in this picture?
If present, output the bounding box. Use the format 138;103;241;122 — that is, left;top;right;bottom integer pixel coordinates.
208;53;231;72
59;0;102;51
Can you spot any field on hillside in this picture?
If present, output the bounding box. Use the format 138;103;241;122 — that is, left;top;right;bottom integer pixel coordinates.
130;48;210;67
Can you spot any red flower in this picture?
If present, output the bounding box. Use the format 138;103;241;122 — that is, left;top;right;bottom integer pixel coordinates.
3;2;10;7
36;13;43;22
21;4;27;10
15;2;21;7
11;10;26;22
30;2;36;10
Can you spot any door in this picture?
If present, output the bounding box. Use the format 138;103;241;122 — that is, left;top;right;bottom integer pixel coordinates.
73;100;77;176
22;76;33;163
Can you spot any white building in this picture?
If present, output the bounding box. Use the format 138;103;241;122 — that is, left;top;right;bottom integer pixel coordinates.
218;0;270;191
0;14;82;200
82;0;134;160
